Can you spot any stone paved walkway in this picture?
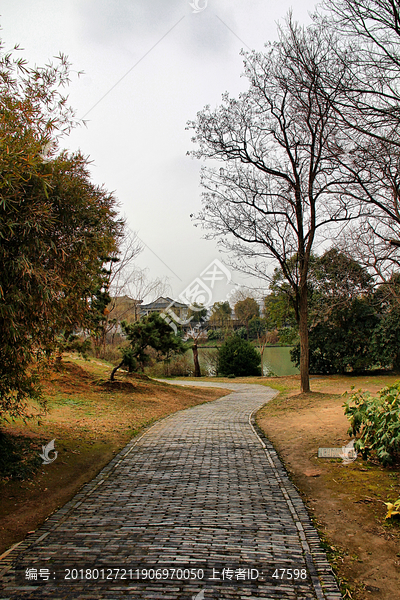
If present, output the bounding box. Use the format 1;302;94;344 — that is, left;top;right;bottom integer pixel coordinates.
0;381;342;600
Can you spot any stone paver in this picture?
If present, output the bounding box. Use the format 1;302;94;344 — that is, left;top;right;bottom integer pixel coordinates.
0;381;342;600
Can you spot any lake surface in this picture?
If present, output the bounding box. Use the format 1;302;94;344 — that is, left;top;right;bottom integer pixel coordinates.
199;346;299;377
261;346;299;376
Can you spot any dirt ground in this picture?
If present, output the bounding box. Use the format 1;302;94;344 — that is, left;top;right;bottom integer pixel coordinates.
256;374;400;600
0;357;228;556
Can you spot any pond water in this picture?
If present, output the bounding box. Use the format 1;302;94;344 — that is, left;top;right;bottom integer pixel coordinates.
198;346;299;377
261;346;299;376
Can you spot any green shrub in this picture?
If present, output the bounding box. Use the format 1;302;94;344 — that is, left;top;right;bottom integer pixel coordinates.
217;335;261;377
343;383;400;465
0;433;44;481
291;297;377;374
207;328;233;341
278;326;299;345
60;335;92;360
234;327;248;340
206;329;219;341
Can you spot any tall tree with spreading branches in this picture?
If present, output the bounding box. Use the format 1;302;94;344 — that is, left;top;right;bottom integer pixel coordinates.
317;0;400;146
188;20;363;392
313;1;400;280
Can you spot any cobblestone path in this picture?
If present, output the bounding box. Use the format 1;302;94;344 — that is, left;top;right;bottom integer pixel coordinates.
0;382;342;600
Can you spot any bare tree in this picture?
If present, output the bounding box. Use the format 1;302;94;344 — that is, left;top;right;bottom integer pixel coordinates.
228;286;265;307
108;229;143;299
319;0;400;67
188;19;363;392
201;348;220;376
110;230;168;309
94;229;169;356
336;219;400;305
316;0;400;147
184;327;207;377
313;1;400;240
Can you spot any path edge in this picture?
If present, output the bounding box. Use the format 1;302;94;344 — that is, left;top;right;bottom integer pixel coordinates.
250;410;343;600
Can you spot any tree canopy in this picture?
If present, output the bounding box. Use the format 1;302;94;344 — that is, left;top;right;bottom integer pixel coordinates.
187;303;208;324
217;335;261;377
0;42;123;421
209;301;232;327
234;298;259;325
188;20;362;391
289;252;400;374
111;313;186;380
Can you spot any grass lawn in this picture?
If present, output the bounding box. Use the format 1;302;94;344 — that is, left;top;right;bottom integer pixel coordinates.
0;355;228;556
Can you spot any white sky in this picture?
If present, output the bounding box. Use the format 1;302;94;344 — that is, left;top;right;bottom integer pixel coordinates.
0;0;318;302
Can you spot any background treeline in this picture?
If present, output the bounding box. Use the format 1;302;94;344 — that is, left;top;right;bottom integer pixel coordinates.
269;249;400;374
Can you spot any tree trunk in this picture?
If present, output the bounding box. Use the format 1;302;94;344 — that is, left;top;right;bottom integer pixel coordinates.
110;360;124;381
298;283;310;393
192;343;201;377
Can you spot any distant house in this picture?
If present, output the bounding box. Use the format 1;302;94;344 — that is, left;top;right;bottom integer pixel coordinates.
139;296;189;321
107;295;143;325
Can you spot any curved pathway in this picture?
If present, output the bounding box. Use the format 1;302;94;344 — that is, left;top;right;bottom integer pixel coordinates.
0;381;342;599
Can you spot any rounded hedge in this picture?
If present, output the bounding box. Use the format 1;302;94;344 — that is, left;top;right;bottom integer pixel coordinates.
217;335;261;376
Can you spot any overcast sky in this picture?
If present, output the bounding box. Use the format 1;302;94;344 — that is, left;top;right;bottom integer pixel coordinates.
1;0;318;303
